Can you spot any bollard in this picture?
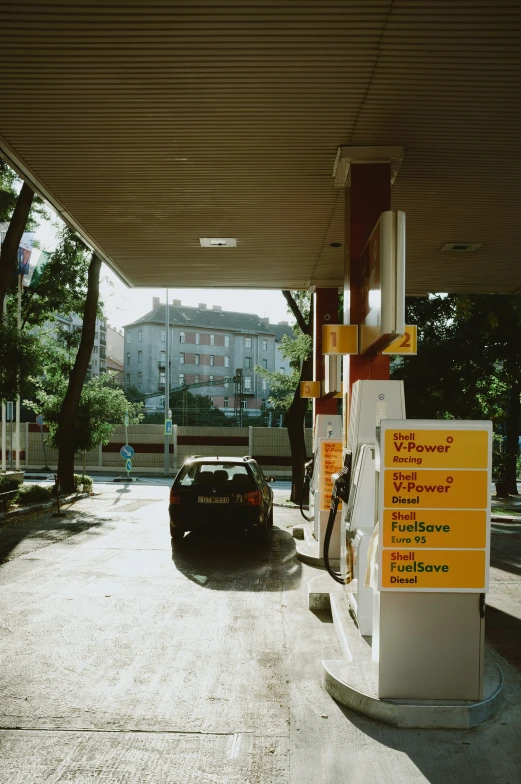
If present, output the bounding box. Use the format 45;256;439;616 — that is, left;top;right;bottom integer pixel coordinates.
52;474;66;517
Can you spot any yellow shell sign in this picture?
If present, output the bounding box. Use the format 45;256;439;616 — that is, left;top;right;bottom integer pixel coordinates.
378;420;492;593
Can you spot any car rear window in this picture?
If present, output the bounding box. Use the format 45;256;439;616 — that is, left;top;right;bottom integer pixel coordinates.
178;463;254;487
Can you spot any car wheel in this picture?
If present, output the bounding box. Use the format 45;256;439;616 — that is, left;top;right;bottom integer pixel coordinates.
170;522;185;542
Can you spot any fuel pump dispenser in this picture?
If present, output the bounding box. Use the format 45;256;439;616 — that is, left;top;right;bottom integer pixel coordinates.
308;414;343;560
340;380;406;635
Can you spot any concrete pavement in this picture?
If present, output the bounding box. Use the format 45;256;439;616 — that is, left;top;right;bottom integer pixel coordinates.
0;482;520;782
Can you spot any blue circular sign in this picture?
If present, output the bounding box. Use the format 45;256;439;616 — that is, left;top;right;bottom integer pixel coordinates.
36;414;44;426
120;445;135;459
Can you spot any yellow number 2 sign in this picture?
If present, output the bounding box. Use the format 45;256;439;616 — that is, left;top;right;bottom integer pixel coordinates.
383;325;418;355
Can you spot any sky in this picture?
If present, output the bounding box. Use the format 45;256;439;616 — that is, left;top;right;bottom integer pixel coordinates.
36;214;293;332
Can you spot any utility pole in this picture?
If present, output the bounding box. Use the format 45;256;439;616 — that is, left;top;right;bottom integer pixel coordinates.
164;289;170;476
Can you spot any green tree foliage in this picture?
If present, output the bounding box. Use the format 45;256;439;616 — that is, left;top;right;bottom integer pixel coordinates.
0;158;47;228
392;294;521;494
26;373;143;453
0;317;42;401
169;388;230;427
256;322;312;414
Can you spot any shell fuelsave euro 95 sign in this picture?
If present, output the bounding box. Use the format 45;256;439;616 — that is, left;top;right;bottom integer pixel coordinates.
378;420;492;593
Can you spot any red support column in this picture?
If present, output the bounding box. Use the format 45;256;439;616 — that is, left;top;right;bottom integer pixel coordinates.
346;163;391;394
313;287;339;419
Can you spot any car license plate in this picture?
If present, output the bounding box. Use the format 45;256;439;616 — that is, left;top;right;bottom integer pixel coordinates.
198;496;229;504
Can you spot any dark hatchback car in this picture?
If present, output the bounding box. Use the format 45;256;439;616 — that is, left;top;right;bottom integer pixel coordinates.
169;456;274;542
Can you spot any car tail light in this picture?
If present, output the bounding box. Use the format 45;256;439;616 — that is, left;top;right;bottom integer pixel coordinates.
170;488;181;505
243;489;262;507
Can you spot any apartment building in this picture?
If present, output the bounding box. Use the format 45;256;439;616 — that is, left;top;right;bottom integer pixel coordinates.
124;299;293;416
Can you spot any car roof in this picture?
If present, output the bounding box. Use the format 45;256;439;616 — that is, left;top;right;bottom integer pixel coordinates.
186;456;255;464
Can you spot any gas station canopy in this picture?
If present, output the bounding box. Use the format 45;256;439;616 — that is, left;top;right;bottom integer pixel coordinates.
1;2;520;295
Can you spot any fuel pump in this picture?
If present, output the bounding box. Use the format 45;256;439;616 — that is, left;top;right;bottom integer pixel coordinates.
300;457;314;522
307;414;343;560
323;452;352;584
341;380;406;635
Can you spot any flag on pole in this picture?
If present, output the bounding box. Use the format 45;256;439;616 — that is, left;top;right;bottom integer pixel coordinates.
26;249;51;289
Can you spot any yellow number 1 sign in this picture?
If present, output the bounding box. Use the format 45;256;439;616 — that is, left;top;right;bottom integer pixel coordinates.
383;325;418;355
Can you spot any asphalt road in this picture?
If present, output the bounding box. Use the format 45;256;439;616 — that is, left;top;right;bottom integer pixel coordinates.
0;484;520;783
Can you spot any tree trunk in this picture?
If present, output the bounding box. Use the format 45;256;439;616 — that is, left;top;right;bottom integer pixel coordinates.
505;381;521;496
57;253;102;493
0;182;34;313
284;354;313;505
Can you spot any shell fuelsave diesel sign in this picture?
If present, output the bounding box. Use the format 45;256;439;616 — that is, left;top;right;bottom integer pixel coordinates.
378;420;492;592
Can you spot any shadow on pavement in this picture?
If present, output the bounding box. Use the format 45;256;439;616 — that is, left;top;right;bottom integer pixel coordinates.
486;604;521;673
490;532;521;577
0;509;111;564
170;526;302;592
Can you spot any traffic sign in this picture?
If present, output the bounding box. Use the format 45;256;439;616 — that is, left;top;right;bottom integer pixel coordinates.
164;418;173;436
126;458;132;472
36;414;44;427
120;445;135;459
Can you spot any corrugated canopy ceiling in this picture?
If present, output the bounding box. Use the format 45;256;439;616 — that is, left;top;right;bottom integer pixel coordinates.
1;1;520;295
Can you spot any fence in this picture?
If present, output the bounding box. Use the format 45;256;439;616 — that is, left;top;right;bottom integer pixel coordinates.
8;423;313;477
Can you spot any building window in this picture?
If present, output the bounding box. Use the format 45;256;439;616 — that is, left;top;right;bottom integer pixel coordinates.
244;376;252;390
194;375;199;383
127;333;132;343
180;352;185;364
160;330;166;342
210;334;215;346
280;367;285;374
160;350;166;363
224;335;230;348
195;354;200;365
180;331;185;344
94;332;98;340
224;382;229;391
93;359;98;367
179;373;185;385
262;339;267;351
92;345;98;353
126;373;130;384
245;357;252;369
209;375;214;381
210;355;214;366
138;371;143;384
159;372;165;384
262;359;267;369
241;400;247;409
262;379;267;391
126;352;130;364
245;337;252;348
224;356;230;367
138;329;143;342
138;351;142;363
195;333;200;345
223;398;229;409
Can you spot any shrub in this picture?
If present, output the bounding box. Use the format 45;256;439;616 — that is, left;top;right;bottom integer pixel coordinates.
0;477;21;511
73;474;93;493
17;484;54;505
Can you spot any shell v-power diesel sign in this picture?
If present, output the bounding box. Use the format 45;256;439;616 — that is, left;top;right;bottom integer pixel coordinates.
378;421;492;592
